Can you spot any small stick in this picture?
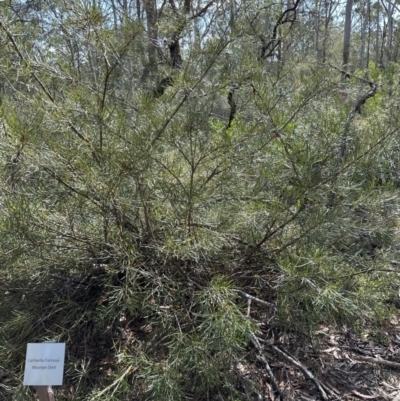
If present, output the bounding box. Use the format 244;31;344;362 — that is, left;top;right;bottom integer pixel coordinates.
258;354;285;401
351;355;400;369
251;335;284;401
236;290;276;309
246;299;251;317
270;345;329;401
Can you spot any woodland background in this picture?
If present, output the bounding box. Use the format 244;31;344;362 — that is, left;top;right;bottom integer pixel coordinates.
1;0;400;400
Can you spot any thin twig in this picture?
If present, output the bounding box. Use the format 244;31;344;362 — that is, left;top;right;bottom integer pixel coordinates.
235;290;276;309
351;355;400;369
328;63;374;85
246;200;306;261
251;335;284;401
151;94;188;145
190;0;215;20
269;345;329;401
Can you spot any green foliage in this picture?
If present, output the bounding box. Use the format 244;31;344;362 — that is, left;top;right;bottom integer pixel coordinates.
0;0;400;400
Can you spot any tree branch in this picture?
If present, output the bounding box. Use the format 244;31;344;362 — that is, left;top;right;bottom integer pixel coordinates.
226;83;239;130
259;0;302;60
236;290;276;309
190;0;215;20
269;345;330;401
251;334;284;401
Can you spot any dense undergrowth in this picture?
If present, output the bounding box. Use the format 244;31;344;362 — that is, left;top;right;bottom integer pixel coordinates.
1;1;400;399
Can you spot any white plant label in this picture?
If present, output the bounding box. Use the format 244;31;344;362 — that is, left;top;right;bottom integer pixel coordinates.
23;343;66;386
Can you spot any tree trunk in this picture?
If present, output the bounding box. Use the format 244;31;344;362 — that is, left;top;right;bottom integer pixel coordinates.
385;2;394;64
366;0;371;67
360;0;369;69
122;0;128;14
137;0;141;21
314;0;320;60
141;0;158;83
375;2;380;65
342;0;353;81
111;0;118;29
321;0;334;63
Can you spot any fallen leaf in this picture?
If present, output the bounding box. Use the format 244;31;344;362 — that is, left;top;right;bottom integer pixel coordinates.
266;383;275;401
322;346;339;353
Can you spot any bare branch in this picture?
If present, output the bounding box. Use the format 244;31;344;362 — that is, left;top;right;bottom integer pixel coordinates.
270;345;330;401
251;334;284;401
259;0;302;60
190;0;215;20
235;290;276;309
352;355;400;369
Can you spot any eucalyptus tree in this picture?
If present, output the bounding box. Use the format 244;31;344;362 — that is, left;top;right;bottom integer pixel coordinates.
312;0;340;61
380;0;396;64
358;0;371;68
343;0;354;77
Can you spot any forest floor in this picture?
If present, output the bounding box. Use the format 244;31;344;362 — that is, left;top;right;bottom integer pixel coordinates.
4;269;399;401
247;317;400;401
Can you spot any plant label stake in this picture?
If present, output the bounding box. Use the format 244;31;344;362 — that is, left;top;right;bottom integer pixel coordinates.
35;386;55;401
23;343;66;401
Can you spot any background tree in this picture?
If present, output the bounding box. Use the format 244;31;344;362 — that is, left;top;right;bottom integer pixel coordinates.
343;0;354;78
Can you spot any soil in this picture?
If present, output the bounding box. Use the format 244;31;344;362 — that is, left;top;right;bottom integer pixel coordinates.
241;318;400;400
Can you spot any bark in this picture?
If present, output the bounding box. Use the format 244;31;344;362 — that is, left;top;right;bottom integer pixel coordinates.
375;2;380;65
360;0;370;69
383;1;394;64
314;0;320;60
149;0;215;96
259;0;301;60
111;0;118;29
226;84;238;130
366;0;371;67
141;0;158;83
168;38;183;69
281;0;294;65
184;0;191;13
137;0;141;21
342;0;353;81
322;0;336;63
